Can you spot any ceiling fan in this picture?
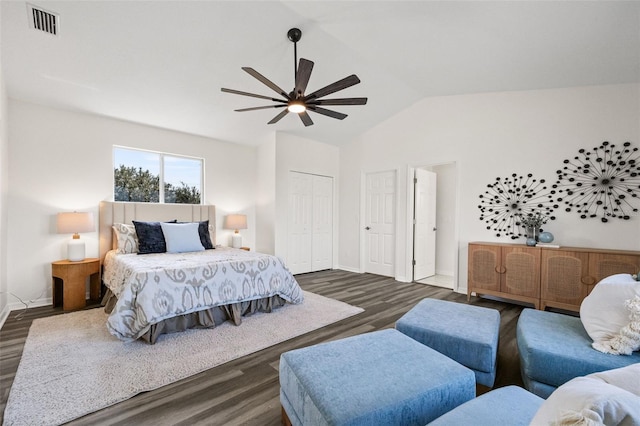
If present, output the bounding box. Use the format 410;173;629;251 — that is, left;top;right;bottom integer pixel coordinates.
221;28;367;127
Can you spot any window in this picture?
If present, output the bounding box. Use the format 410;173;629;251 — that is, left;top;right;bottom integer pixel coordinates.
113;146;203;204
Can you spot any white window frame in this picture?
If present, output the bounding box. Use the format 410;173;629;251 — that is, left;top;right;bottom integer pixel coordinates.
113;145;205;204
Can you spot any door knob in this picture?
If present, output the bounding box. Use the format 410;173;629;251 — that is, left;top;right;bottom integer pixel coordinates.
433;227;437;231
365;226;371;230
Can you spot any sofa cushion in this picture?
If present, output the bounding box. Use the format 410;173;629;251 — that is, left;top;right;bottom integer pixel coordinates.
427;386;543;426
516;309;640;397
531;364;640;425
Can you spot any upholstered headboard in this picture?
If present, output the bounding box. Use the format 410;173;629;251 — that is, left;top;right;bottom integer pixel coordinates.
99;201;216;261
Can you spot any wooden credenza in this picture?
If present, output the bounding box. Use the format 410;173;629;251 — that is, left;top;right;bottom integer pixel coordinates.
468;242;640;312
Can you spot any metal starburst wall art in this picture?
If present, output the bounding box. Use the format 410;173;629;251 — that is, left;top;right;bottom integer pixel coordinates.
553;141;640;222
478;173;557;239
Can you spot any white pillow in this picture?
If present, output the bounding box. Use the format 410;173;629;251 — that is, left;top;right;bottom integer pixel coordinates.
112;223;138;254
160;222;205;253
593;295;640;355
580;274;640;348
530;364;640;425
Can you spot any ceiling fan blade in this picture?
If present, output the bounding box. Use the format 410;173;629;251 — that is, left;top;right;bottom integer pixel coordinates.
299;111;314;127
268;109;290;124
304;74;361;101
221;88;287;103
308;106;348;120
294;58;314;98
309;97;368;106
242;67;290;99
235;105;287;112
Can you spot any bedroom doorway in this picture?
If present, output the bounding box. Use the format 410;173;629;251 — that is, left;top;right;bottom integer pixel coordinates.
413;168;437;281
409;163;457;290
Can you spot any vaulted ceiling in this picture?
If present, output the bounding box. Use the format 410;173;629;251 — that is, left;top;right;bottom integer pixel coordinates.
2;1;639;147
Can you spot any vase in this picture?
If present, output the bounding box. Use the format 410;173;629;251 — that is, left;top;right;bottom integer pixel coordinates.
538;231;554;244
526;227;539;242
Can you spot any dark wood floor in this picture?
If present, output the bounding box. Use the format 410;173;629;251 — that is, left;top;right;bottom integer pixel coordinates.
0;270;526;425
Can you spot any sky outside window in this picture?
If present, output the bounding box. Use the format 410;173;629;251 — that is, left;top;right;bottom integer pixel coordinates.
164;156;202;190
114;148;160;176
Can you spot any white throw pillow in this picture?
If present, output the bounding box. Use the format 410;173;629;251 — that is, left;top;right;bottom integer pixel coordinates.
580;274;640;350
530;364;640;425
112;223;138;254
592;295;640;355
160;222;205;253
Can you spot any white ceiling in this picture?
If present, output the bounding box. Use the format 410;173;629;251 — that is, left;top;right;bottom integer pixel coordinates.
2;1;639;147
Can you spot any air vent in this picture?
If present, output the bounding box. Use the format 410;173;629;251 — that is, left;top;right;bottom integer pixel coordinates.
27;3;59;36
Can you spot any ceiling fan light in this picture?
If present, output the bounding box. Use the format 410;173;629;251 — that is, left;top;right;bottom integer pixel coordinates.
287;101;306;113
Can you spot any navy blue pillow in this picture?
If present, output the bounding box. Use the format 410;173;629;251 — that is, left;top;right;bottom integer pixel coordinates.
133;220;177;254
196;220;214;249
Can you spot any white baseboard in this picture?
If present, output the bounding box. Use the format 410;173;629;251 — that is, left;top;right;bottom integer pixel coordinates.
0;297;51;330
336;265;360;273
7;297;52;312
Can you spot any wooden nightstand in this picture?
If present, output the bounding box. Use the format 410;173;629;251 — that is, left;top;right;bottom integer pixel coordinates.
240;247;250;251
51;258;100;311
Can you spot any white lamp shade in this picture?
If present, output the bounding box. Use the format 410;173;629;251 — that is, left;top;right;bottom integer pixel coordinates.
57;212;95;235
224;214;247;231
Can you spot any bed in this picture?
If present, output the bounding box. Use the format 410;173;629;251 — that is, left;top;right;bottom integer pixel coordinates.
99;201;304;343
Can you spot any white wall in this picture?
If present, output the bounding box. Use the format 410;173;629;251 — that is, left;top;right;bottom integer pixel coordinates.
6;100;257;309
256;136;276;254
0;4;9;322
339;84;640;292
274;132;340;268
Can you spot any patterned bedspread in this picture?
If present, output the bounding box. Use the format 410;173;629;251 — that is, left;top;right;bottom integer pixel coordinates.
103;247;304;341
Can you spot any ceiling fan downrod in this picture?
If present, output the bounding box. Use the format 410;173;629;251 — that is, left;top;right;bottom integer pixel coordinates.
287;28;302;98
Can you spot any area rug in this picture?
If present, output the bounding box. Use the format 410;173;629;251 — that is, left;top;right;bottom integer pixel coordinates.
3;291;363;426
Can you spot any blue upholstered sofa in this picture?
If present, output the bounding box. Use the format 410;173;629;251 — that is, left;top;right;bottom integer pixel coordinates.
428;364;640;425
517;308;640;398
427;385;543;425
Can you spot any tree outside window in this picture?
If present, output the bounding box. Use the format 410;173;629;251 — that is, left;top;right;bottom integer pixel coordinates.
114;147;203;204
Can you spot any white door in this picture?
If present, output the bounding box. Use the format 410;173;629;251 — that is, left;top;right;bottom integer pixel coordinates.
288;172;312;274
414;169;437;280
312;175;333;271
365;171;396;277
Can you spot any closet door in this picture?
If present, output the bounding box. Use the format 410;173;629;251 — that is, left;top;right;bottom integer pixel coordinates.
288;172;313;275
312;175;333;271
287;172;334;274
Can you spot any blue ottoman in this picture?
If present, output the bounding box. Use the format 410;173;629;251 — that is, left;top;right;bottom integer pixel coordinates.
279;329;475;426
396;298;500;387
517;308;640;398
427;385;543;425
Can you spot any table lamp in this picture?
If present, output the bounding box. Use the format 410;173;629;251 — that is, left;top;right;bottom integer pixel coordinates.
224;214;247;248
57;211;95;261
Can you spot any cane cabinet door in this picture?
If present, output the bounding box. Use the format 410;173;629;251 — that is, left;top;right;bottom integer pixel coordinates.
501;246;540;300
540;250;589;312
468;243;501;294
